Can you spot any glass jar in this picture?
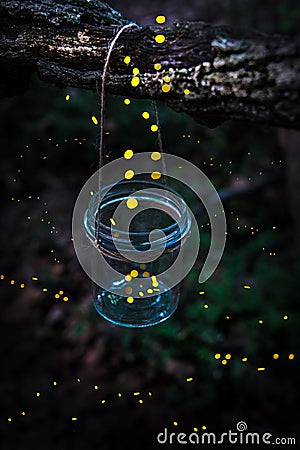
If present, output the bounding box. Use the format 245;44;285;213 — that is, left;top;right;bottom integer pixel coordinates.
84;180;191;327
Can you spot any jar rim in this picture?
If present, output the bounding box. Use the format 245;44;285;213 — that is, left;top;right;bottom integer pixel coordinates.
84;180;191;249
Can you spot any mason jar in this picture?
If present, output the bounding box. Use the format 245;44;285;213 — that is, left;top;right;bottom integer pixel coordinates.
84;180;191;327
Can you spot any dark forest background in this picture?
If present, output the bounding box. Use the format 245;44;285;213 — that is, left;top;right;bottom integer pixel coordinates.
0;1;299;449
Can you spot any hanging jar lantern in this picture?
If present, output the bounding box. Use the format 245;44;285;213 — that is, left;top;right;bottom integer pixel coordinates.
84;179;192;327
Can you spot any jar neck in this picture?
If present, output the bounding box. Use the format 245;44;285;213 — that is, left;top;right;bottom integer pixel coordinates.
84;181;191;253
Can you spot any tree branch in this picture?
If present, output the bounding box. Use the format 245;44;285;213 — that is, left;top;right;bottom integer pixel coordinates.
0;0;299;128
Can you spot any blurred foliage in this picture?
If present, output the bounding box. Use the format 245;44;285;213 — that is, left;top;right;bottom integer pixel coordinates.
222;0;300;33
1;0;299;440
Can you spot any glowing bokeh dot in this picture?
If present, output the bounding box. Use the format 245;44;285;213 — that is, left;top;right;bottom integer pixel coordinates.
152;276;158;288
151;171;161;180
156;15;166;24
124;98;131;105
162;84;171;93
91;116;98;125
124;56;131;64
131;77;140;87
130;270;138;278
289;354;295;360
124;149;133;159
214;353;221;360
125;169;135;180
151;124;158;132
142;111;150;119
154;63;162;71
127;198;138;209
273;353;279;359
155;34;165;44
151;151;161;161
127;297;134;304
184;89;190;95
133;67;139;75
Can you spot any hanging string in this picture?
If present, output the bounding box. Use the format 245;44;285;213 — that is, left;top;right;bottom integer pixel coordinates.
98;23;138;177
152;100;164;155
152;100;168;186
96;22;138;246
95;22;168;245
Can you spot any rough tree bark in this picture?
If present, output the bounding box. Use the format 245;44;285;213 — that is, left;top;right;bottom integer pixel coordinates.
0;0;299;128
